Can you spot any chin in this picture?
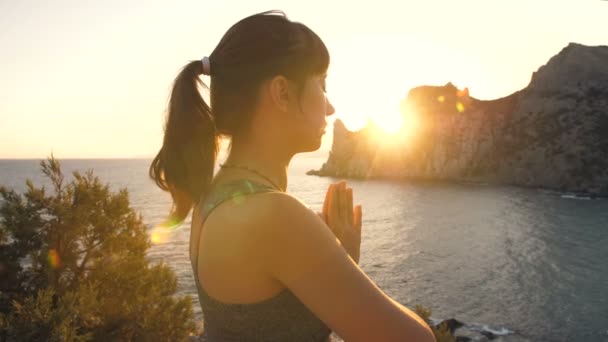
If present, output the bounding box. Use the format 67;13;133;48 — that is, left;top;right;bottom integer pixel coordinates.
299;139;322;153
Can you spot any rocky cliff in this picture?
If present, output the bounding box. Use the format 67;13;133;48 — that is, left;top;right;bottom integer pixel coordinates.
309;43;608;195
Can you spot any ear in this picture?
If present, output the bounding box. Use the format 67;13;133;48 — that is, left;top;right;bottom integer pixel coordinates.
268;75;290;112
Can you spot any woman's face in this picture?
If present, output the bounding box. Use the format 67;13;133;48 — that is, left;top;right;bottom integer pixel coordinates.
287;73;335;152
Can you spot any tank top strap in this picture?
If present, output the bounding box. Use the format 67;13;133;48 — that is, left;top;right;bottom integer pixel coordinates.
192;178;282;279
198;178;282;222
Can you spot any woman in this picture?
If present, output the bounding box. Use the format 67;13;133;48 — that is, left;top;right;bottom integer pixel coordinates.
150;10;435;342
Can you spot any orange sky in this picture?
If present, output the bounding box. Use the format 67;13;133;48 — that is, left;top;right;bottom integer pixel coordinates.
0;0;606;158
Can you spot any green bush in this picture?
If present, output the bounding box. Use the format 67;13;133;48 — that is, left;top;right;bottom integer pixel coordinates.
415;305;456;342
0;155;194;341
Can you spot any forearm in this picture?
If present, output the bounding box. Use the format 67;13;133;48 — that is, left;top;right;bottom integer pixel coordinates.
389;297;436;342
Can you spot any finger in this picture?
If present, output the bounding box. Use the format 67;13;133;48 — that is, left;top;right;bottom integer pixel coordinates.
354;204;362;233
327;184;337;229
346;187;354;227
334;181;345;235
337;181;346;223
323;184;332;222
341;181;349;224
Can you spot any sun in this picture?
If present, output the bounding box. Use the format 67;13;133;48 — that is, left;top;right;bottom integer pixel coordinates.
372;114;403;134
367;109;419;145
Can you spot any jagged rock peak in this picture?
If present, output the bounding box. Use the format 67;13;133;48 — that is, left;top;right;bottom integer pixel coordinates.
402;82;473;116
332;118;347;133
528;42;608;92
408;82;459;94
313;43;608;196
406;82;471;101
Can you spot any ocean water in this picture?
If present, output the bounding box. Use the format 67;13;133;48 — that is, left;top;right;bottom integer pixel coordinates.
1;156;607;342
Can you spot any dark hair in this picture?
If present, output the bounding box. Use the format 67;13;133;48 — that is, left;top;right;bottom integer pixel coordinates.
149;10;330;223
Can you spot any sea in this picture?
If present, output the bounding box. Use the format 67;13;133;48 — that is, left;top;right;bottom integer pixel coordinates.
1;155;607;342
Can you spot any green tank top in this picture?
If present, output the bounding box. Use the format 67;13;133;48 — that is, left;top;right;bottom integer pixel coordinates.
191;178;332;342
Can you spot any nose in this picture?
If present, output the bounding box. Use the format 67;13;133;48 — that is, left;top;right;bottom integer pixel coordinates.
326;97;335;116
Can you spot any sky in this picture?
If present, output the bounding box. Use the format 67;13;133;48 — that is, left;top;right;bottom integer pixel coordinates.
0;0;606;158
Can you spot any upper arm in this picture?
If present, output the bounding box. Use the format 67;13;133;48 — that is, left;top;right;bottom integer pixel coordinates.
251;193;435;342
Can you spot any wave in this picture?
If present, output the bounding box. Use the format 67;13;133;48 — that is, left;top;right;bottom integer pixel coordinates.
561;194;594;200
467;322;514;336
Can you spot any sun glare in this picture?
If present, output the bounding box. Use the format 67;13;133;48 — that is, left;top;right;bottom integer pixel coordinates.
366;108;419;146
372;114;403;134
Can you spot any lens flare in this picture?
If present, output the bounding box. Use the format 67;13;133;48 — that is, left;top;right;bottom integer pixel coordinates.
456;102;465;113
162;217;182;231
231;191;247;205
456;88;469;97
150;227;170;245
150;216;184;245
48;249;61;269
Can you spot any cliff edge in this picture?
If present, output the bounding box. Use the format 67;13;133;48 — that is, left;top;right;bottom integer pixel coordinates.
309;43;608;195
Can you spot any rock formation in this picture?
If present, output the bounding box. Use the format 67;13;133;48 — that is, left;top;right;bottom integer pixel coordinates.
309;43;608;196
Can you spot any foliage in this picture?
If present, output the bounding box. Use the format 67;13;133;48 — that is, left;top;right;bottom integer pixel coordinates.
0;155;194;341
415;305;456;342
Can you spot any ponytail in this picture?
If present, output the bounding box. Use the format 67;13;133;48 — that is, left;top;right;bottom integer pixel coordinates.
149;60;219;224
149;11;330;225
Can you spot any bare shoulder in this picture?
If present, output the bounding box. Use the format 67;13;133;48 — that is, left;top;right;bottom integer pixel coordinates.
205;190;325;252
242;191;436;342
243;193;346;281
232;190;320;231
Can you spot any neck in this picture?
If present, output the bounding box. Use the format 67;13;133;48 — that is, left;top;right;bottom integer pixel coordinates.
221;134;294;192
